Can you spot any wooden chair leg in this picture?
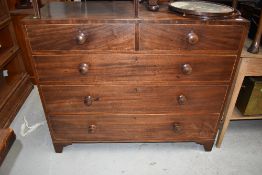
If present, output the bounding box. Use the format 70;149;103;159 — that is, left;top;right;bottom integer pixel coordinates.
232;0;238;10
248;10;262;54
32;0;41;18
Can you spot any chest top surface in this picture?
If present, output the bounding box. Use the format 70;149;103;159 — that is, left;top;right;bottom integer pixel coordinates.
22;1;249;25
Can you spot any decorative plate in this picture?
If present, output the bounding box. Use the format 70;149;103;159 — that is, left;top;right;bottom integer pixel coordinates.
168;1;240;19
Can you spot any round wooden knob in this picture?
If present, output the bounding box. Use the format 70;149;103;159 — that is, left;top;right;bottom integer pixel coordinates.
177;94;187;105
181;64;192;75
88;124;96;134
84;96;93;106
173;123;182;133
0;44;2;49
187;31;199;45
76;32;87;45
79;63;89;75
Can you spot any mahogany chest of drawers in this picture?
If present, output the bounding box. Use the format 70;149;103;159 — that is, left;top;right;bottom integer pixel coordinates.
22;1;248;153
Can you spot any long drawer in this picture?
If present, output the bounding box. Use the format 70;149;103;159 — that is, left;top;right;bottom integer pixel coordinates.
41;85;228;115
140;24;244;52
34;54;236;84
26;24;135;51
50;114;219;141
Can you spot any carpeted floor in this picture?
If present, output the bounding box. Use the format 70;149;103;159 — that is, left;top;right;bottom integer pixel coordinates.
0;87;262;175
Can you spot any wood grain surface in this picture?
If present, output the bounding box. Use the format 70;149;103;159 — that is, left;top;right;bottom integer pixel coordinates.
50;114;219;141
140;24;244;52
41;85;228;115
0;0;33;129
0;128;15;166
34;54;236;84
11;14;36;84
0;74;33;128
22;1;249;152
26;24;135;51
0;0;9;26
0;24;15;58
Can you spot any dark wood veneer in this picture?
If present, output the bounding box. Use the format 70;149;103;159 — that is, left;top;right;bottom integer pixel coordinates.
0;0;33;129
0;74;33;128
50;114;219;141
26;24;135;51
34;54;236;84
41;85;227;115
139;24;243;51
0;24;15;57
10;12;36;84
0;128;15;166
23;1;248;152
0;0;9;26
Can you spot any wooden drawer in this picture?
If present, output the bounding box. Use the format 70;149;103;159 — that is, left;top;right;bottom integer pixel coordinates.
26;24;135;51
0;24;15;57
50;114;219;141
139;24;243;52
41;85;227;115
0;0;9;23
35;54;236;84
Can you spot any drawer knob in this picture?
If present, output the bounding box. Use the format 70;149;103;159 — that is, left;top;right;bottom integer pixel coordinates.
0;44;2;49
84;96;99;106
84;96;93;106
79;63;89;75
88;124;96;134
173;123;182;133
177;94;187;105
187;31;199;45
181;64;192;75
76;32;87;45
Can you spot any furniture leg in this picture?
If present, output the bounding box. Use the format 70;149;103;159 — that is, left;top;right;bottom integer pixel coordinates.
53;142;71;153
216;60;246;147
248;10;262;54
197;140;214;151
203;141;213;151
32;0;41;18
232;0;238;11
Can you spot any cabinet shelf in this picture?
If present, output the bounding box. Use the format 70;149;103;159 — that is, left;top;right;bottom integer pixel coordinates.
0;0;33;130
0;72;27;108
231;107;262;120
0;46;19;68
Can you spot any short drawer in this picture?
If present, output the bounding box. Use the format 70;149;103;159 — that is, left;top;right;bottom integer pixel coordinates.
49;114;219;141
139;24;244;52
26;24;135;51
35;54;236;84
41;85;228;115
0;24;15;57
